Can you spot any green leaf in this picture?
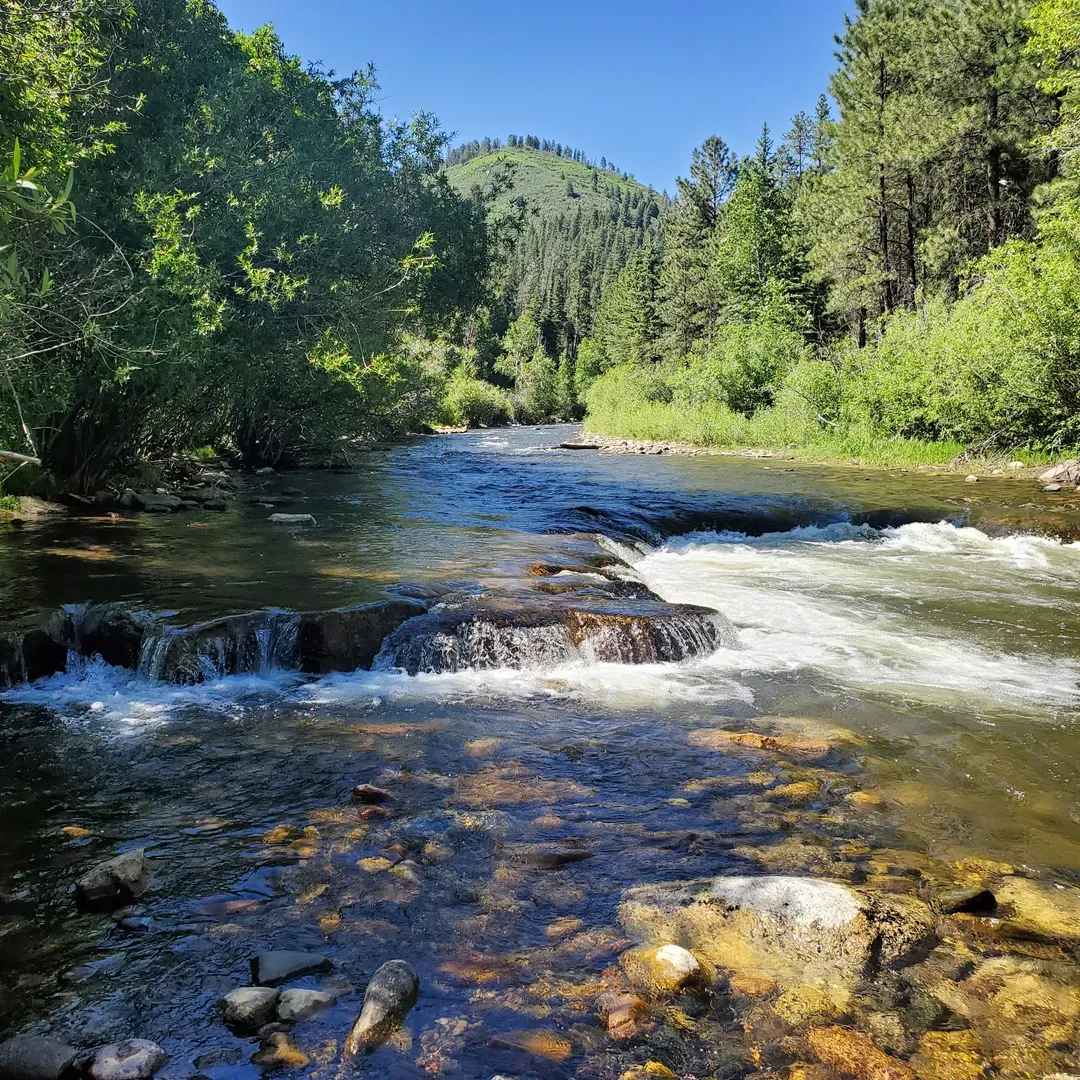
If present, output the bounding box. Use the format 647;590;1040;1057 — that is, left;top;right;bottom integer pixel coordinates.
11;139;20;179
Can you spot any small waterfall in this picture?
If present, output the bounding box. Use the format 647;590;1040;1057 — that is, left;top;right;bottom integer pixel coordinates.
572;608;737;665
377;621;578;675
137;611;300;684
376;600;734;675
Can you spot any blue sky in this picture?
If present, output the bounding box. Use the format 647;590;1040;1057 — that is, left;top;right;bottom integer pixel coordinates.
216;1;851;193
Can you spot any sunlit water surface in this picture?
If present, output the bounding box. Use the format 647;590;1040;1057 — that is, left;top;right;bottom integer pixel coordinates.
2;425;1079;1077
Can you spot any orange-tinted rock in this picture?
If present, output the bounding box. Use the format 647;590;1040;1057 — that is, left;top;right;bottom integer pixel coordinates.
487;1028;572;1061
606;994;650;1039
807;1026;913;1080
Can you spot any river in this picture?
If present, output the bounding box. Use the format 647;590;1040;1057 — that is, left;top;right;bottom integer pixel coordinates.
2;424;1079;1079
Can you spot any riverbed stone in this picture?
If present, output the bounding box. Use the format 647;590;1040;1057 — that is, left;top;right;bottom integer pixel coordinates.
75;849;151;908
619;875;937;990
251;951;331;986
276;988;335;1022
268;513;315;526
807;1026;913;1080
623;944;704;994
350;783;393;805
20;630;66;683
87;1041;167;1080
249;1033;307;1071
221;987;280;1031
76;605;147;669
343;960;418;1056
994;877;1080;942
298;600;427;674
0;1035;77;1080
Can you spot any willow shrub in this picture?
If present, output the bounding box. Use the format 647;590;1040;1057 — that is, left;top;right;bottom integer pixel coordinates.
842;227;1080;449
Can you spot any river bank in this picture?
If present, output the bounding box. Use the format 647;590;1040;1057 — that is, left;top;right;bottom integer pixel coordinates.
2;426;1080;1079
576;427;1059;477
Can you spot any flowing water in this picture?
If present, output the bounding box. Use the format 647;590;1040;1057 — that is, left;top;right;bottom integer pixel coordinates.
2;425;1080;1078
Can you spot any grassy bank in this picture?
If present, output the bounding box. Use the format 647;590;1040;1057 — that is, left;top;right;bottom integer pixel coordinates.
584;394;1054;471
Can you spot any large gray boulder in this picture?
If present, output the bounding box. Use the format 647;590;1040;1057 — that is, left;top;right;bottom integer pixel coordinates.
250;951;331;987
86;1042;167;1080
0;1035;77;1080
343;960;418;1056
1039;459;1080;485
619;874;937;991
75;850;151;909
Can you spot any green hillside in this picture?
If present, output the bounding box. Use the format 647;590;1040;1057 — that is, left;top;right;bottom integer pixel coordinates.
446;144;666;353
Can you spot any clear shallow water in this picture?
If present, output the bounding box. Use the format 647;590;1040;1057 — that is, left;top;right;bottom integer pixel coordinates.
2;425;1080;1075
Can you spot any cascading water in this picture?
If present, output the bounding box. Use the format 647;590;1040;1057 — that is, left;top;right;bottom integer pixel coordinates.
137;610;301;683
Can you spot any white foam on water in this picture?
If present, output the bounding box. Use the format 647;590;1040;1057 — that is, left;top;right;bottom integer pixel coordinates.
3;655;300;731
294;656;754;709
629;520;1080;710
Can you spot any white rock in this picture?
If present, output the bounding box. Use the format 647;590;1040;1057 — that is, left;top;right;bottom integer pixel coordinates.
87;1041;167;1080
964;474;978;483
654;944;702;988
709;875;861;928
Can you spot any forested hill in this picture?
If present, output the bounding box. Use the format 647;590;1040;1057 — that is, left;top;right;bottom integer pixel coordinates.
446;143;666;354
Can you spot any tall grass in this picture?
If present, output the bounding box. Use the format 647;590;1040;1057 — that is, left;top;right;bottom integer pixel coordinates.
584;373;1052;469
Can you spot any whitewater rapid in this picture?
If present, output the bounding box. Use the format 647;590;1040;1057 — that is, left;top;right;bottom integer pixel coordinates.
5;520;1080;728
618;520;1080;711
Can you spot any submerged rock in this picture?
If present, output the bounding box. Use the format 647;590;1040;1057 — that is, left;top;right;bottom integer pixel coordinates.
994;877;1080;942
343;960;418;1056
0;1035;77;1080
268;513;315;526
251;951;331;987
807;1026;913;1080
604;993;650;1038
486;1029;572;1061
87;1042;167;1080
350;783;393;805
298;601;427;674
619;875;937;990
250;1033;308;1071
75;850;151;909
221;987;280;1031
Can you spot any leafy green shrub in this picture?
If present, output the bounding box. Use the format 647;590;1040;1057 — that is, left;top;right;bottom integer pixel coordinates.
669;315;809;415
441;373;512;428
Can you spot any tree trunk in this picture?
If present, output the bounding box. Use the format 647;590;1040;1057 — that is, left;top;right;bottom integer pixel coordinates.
986;88;1001;249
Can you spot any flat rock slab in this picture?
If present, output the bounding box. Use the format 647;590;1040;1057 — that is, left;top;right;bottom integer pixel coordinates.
251;951;332;986
0;1035;77;1080
620;874;937;990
